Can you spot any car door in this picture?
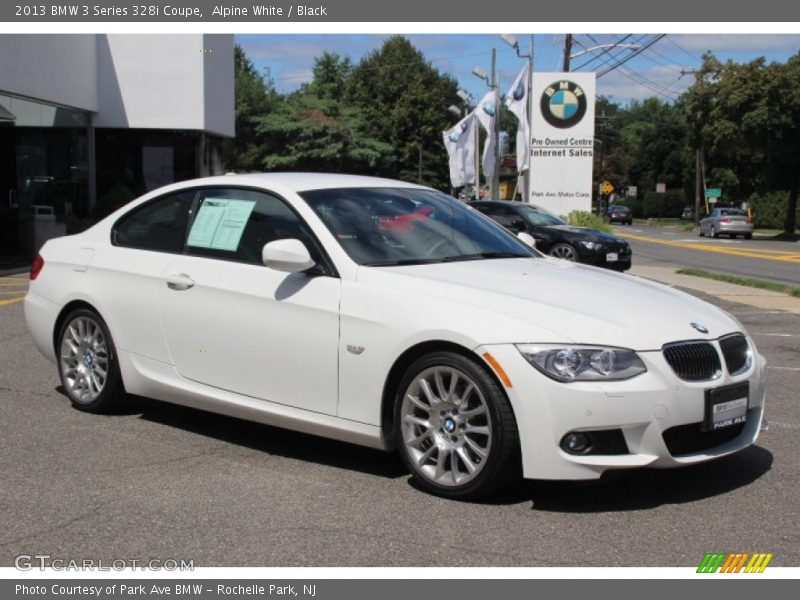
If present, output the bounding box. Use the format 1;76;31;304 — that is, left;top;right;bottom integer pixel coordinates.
101;189;197;364
158;187;341;416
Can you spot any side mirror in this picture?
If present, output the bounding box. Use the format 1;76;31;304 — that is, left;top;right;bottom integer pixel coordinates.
262;239;316;273
517;232;536;248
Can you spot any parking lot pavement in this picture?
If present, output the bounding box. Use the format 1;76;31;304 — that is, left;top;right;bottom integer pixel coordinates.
1;276;798;567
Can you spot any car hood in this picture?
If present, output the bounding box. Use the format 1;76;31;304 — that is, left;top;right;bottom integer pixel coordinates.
357;258;739;350
548;225;624;242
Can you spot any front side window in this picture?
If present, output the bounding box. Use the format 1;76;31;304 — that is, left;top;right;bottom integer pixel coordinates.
113;191;195;253
301;187;535;266
185;188;324;267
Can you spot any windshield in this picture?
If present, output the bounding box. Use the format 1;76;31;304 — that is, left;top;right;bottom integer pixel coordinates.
719;208;746;217
516;205;566;227
300;187;536;266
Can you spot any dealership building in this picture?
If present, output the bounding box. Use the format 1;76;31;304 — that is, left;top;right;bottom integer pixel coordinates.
0;34;235;267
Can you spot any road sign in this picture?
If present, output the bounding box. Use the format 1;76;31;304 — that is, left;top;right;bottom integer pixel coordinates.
627;186;637;198
656;182;666;193
705;188;722;198
601;181;614;195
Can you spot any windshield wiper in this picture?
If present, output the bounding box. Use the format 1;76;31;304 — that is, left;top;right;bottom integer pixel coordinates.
441;252;531;262
362;258;445;267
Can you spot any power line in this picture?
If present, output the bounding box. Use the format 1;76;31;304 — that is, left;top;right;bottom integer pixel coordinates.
571;34;634;71
597;34;668;78
574;34;650;73
665;37;703;63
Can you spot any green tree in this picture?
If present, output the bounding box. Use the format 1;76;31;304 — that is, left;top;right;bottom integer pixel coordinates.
346;36;460;187
222;44;280;172
685;54;800;235
255;53;392;172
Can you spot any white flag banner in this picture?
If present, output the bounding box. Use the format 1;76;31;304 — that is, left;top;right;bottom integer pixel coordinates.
506;63;530;173
442;113;477;188
475;89;498;179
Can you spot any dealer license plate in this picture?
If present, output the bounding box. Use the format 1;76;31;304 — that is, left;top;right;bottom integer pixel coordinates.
704;382;749;431
606;252;619;262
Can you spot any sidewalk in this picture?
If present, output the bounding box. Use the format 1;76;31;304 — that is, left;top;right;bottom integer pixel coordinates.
630;265;800;315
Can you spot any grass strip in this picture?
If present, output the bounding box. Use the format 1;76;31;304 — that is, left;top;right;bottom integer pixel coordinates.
676;268;800;298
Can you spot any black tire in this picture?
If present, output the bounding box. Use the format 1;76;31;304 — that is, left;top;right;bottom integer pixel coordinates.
392;351;520;500
744;233;753;240
56;308;125;413
548;243;579;262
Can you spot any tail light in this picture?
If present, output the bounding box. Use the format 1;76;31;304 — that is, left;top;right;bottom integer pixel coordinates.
30;254;44;280
720;218;731;224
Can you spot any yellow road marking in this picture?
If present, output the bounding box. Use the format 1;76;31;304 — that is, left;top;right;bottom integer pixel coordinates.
0;276;28;282
619;232;800;264
0;282;28;287
0;290;26;296
0;297;24;307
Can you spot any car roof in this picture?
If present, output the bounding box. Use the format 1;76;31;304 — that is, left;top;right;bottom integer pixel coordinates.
169;172;428;193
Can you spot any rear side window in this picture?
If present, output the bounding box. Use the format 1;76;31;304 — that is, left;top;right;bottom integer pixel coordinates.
113;191;195;253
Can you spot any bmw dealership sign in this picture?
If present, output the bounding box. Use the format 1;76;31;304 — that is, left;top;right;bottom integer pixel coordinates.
529;72;596;215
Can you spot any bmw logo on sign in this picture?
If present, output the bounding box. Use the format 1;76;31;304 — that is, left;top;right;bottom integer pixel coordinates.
540;80;588;129
482;100;496;117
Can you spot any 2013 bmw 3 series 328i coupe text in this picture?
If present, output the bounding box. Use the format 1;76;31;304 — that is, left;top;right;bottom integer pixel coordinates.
25;173;766;499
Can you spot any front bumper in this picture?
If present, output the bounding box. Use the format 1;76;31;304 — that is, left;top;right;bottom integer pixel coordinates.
477;342;765;480
577;244;632;271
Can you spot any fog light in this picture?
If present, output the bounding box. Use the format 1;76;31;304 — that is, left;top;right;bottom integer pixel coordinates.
561;432;592;455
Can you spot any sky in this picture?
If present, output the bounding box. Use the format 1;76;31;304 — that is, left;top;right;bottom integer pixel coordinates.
236;33;800;106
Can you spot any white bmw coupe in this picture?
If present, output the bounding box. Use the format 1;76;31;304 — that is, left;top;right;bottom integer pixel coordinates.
25;173;765;498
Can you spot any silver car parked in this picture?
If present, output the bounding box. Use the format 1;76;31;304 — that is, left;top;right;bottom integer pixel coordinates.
699;207;754;239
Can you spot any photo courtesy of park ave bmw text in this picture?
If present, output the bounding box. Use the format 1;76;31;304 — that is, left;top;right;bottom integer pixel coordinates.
1;0;800;595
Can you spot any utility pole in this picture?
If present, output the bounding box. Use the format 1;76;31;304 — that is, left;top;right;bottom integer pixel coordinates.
684;71;703;225
563;34;572;72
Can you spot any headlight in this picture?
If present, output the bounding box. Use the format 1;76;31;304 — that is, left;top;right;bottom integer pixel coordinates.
515;344;647;382
579;240;601;250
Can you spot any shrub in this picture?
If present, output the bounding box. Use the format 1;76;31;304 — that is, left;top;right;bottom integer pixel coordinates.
564;210;612;233
643;190;686;218
748;191;800;230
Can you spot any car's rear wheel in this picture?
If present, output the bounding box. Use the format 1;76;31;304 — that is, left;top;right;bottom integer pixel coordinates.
394;352;520;499
57;308;124;413
710;226;718;238
549;243;579;261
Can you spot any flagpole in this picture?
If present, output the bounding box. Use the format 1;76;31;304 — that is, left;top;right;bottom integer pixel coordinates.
524;34;534;204
490;48;500;201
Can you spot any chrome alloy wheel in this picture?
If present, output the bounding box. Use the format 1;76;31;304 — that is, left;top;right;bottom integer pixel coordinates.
400;366;492;487
549;244;578;261
60;316;110;404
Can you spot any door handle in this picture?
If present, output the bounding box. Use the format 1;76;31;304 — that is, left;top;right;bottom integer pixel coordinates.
165;273;195;291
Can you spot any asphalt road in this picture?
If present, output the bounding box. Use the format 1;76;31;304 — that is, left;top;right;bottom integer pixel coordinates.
1;276;798;567
612;224;800;287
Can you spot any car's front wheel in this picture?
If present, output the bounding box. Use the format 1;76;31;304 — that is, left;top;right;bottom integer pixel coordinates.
394;352;520;499
57;308;125;413
549;243;579;261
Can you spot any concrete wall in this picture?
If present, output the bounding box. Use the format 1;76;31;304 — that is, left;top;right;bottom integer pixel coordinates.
95;34;235;137
0;35;97;112
0;34;234;137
